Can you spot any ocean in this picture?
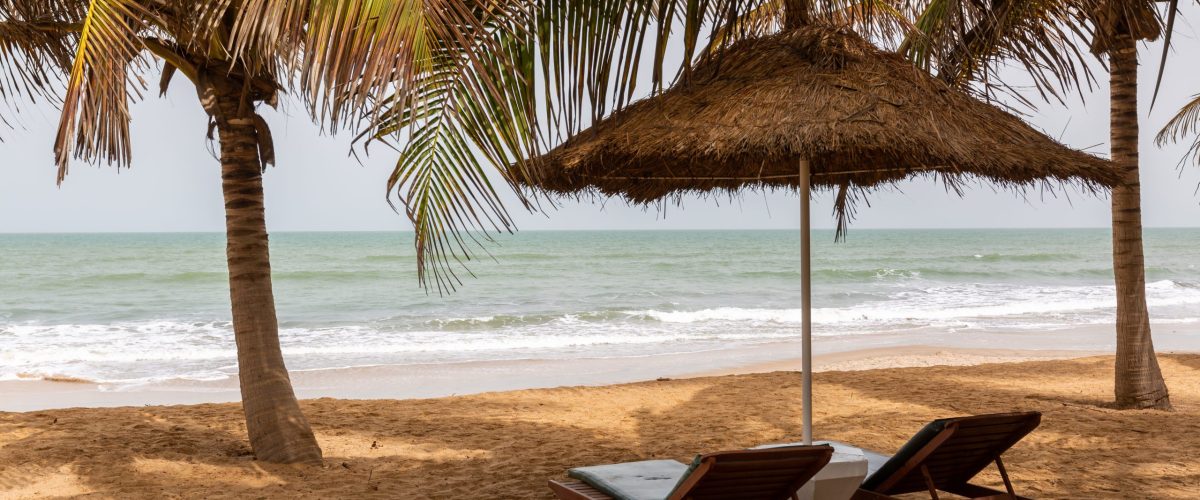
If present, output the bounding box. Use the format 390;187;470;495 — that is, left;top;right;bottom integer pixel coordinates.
2;229;1199;388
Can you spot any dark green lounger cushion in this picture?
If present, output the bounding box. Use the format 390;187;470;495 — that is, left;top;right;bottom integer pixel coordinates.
860;418;950;490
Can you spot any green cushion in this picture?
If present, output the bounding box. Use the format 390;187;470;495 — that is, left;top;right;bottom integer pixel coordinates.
861;418;950;490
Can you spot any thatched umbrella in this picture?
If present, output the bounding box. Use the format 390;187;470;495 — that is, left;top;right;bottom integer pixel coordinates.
519;25;1118;444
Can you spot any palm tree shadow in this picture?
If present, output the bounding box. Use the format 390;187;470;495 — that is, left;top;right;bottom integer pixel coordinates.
0;394;664;499
1166;353;1200;372
0;403;271;497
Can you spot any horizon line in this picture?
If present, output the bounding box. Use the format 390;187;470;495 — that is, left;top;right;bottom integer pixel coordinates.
2;226;1199;235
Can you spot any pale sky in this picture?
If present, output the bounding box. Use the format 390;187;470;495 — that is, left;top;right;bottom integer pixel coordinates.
2;11;1199;233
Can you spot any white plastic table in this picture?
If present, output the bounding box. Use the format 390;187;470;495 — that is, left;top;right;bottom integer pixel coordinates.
753;441;869;500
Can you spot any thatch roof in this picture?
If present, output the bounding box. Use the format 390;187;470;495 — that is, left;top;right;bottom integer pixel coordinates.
518;25;1118;206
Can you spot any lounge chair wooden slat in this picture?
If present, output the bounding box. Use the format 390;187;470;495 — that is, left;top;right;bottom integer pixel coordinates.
702;470;810;481
916;450;1005;462
958;423;1030;433
672;447;832;500
692;457;828;473
686;483;790;495
936;429;1031;443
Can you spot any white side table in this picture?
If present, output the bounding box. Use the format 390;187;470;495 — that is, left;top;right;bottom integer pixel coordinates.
753;441;868;500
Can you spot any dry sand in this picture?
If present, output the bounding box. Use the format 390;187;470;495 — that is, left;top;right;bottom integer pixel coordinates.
2;354;1198;499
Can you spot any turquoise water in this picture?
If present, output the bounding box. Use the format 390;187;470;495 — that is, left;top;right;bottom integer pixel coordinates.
1;229;1198;385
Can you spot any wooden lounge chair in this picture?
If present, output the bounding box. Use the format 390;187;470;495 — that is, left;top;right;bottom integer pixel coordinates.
549;445;834;500
850;411;1042;500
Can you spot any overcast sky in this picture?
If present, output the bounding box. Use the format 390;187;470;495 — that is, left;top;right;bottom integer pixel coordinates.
2;10;1199;233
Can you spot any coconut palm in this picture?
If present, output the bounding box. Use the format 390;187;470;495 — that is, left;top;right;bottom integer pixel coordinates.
1092;0;1172;410
0;0;527;463
894;0;1172;409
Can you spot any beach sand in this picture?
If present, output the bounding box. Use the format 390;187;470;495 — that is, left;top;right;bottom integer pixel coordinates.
2;353;1198;499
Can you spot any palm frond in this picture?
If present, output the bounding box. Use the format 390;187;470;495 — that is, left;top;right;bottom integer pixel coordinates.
1156;93;1200;167
899;0;1096;106
54;0;153;183
364;4;538;292
223;0;517;134
1151;0;1178;109
367;0;672;290
0;2;84;137
370;0;716;290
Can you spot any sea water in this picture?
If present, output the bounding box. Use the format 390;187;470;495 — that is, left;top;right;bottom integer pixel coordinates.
1;229;1198;386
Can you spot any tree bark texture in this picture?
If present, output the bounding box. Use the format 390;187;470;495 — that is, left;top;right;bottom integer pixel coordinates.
212;78;324;462
1108;36;1170;410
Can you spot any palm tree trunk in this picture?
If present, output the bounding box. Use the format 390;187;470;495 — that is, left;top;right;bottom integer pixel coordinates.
214;83;324;463
784;0;811;28
1109;36;1170;410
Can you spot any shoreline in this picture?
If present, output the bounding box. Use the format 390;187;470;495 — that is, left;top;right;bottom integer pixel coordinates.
1;343;1130;413
690;344;1113;376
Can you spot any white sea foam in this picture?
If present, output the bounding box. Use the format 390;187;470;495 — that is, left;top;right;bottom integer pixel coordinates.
5;278;1198;385
629;280;1200;325
4;230;1200;387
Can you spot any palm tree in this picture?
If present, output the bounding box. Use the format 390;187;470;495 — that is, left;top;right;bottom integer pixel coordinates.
0;0;522;463
1091;1;1171;409
896;0;1172;410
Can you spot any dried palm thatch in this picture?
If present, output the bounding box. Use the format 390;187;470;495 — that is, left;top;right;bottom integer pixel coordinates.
519;24;1118;219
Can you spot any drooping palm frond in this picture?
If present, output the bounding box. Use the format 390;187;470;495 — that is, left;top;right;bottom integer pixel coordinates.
370;0;693;291
54;0;154;182
898;0;1097;106
370;16;538;292
1150;0;1180;109
220;0;524;134
1156;93;1200;168
0;1;83;136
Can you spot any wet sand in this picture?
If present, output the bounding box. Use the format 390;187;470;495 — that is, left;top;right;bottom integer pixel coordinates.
0;345;1109;412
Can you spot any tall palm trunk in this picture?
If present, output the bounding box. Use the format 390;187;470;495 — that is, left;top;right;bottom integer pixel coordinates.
1109;35;1170;410
213;80;324;463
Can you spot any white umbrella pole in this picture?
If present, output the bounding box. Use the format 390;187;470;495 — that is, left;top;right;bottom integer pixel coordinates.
800;158;813;445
